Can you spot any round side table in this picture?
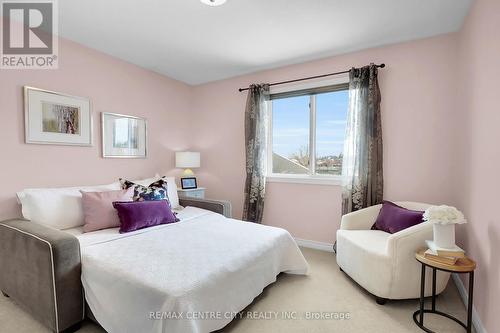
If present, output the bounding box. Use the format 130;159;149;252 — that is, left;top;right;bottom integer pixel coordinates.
413;249;476;333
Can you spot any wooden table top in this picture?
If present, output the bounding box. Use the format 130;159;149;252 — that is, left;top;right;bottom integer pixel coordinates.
415;249;476;272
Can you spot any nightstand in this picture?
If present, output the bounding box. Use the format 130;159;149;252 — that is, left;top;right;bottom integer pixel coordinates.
413;249;476;333
177;187;206;199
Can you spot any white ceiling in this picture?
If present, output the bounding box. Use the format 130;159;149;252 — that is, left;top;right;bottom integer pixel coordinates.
59;0;473;85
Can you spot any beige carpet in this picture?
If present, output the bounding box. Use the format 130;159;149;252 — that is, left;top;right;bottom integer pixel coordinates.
0;248;472;333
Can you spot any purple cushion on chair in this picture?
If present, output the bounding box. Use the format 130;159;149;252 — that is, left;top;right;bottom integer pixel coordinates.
371;201;424;234
113;200;179;233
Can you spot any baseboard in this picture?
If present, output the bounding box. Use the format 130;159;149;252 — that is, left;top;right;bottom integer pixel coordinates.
294;238;334;252
452;273;487;333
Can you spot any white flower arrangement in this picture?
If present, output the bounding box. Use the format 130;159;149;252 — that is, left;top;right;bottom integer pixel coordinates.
423;205;467;225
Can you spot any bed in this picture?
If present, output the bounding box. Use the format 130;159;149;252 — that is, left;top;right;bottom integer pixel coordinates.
0;198;308;333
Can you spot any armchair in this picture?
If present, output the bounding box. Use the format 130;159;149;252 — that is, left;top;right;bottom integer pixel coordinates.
336;202;450;304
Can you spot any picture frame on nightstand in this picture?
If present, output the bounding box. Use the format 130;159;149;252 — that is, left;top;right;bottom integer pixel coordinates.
181;177;197;189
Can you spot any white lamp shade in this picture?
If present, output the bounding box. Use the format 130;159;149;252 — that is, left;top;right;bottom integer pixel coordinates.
176;152;200;168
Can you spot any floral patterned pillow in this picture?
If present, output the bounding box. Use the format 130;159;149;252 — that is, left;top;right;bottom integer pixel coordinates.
119;177;171;207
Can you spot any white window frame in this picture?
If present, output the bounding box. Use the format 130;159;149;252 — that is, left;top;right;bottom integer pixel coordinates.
266;75;349;186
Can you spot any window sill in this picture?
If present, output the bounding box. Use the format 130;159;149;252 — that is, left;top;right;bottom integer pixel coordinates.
266;175;342;186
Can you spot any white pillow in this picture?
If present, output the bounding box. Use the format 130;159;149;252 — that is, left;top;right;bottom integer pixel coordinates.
17;182;121;230
165;177;180;209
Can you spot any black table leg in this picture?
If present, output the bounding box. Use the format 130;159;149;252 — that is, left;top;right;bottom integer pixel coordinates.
432;268;437;311
419;263;426;325
413;258;474;333
467;272;474;333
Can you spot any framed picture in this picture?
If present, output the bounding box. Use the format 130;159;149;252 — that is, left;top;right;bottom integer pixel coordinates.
24;86;92;146
181;177;197;189
101;112;147;158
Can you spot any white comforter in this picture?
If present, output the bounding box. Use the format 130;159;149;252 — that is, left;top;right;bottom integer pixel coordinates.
76;207;308;333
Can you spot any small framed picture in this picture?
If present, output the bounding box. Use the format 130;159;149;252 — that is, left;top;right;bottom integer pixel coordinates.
181;177;197;189
24;86;92;146
101;112;147;158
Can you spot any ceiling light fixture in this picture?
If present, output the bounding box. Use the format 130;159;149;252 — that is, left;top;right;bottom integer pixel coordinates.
200;0;226;6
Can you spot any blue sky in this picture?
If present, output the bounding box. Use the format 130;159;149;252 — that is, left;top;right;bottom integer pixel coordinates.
272;90;348;158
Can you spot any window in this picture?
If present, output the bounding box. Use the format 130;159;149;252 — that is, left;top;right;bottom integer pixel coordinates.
268;79;349;184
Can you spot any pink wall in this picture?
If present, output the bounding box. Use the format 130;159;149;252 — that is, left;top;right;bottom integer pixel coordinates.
1;7;496;331
455;0;500;331
191;34;460;244
0;37;192;220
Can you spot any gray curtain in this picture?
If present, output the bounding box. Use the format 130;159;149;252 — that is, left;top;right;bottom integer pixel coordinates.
243;84;270;223
341;64;383;214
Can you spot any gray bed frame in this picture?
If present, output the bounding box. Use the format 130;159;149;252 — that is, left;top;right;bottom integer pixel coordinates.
0;198;231;333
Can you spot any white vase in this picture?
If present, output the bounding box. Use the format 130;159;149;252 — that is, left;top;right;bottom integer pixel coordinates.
433;223;456;249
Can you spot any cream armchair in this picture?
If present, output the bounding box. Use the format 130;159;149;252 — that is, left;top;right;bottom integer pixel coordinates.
336;202;450;304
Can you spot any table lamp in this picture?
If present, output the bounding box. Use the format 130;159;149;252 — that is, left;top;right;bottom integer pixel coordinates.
176;151;200;189
175;152;200;176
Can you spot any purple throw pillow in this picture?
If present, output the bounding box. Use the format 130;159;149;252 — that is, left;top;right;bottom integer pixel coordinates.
371;201;424;234
113;200;179;233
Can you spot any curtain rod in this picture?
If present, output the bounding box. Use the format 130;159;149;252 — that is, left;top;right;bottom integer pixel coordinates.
238;63;385;92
